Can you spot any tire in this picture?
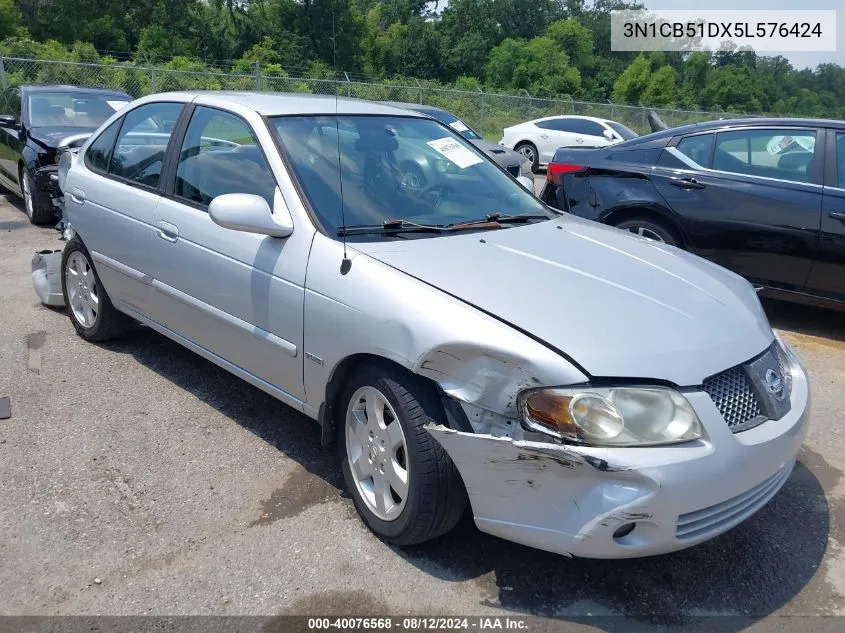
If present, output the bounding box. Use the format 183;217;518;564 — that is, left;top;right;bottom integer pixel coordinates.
338;362;467;546
515;142;539;173
61;238;132;341
20;166;54;225
615;217;680;248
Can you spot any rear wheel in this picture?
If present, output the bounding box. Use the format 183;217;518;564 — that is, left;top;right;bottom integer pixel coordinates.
615;217;680;248
20;166;54;225
61;238;132;341
339;362;467;545
515;142;539;173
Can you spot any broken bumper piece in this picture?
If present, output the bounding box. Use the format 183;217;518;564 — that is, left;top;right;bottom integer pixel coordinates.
427;370;809;559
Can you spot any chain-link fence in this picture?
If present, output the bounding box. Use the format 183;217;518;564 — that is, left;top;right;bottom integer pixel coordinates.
0;56;755;139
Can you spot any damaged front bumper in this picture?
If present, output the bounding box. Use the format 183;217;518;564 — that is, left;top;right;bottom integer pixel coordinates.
427;366;809;559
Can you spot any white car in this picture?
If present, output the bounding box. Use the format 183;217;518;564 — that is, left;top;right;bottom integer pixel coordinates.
500;115;638;171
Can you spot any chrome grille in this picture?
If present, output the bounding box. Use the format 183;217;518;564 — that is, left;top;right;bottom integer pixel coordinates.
703;365;763;430
506;165;520;177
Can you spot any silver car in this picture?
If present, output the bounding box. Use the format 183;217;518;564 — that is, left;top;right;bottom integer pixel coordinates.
59;92;810;559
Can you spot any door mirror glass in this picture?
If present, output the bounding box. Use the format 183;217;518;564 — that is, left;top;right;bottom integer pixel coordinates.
0;114;17;128
603;129;615;141
517;175;534;192
209;190;293;238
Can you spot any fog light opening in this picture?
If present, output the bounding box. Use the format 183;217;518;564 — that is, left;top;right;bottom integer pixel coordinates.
613;522;636;541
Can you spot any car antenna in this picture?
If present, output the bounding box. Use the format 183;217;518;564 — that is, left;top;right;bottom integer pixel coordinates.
334;5;352;276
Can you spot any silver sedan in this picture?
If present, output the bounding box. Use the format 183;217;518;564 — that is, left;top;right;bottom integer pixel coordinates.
59;91;809;559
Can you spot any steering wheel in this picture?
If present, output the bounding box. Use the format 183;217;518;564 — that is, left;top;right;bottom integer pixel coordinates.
417;182;455;209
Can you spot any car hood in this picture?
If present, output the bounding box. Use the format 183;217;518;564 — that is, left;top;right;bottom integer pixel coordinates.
29;126;97;148
352;216;773;386
471;139;523;164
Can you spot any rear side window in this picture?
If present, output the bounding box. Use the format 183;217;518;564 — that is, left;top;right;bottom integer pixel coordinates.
109;102;183;188
174;106;276;207
713;128;817;183
836;133;845;187
85;120;121;174
536;119;573;132
676;134;713;168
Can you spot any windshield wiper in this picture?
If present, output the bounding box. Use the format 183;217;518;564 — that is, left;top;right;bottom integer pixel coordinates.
447;213;552;229
337;219;448;237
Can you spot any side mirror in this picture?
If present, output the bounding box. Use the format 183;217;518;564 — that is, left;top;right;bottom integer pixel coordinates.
517;175;534;192
0;114;17;128
209;190;293;238
603;129;615;141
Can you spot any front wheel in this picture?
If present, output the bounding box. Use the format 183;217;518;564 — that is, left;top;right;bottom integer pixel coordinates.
339;363;467;545
61;238;132;341
515;142;539;173
20;167;54;225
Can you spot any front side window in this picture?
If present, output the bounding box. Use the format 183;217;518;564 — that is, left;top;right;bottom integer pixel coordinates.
85;119;121;174
713;128;817;183
606;121;639;141
109;102;182;188
175;107;276;207
27;91;129;128
271;115;549;240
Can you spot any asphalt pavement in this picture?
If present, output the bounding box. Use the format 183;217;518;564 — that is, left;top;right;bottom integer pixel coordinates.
1;192;843;631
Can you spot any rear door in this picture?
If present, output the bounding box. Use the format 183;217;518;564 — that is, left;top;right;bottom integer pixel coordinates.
534;119;577;164
805;129;845;301
652;126;823;290
66;101;184;315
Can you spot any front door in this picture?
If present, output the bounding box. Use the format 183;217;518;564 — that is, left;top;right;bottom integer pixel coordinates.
147;105;308;401
652;127;823;291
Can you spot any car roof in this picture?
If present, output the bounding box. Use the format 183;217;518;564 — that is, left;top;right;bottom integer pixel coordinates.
619;116;845;147
21;85;131;97
531;114;608;124
149;91;429;118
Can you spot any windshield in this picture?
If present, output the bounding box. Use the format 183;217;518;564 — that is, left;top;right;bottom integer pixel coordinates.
606;121;639;141
271;115;548;239
418;109;482;140
28;92;129;128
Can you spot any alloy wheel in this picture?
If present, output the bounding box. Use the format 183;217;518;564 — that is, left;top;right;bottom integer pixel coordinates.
517;145;536;163
21;172;34;219
345;385;409;521
65;251;99;328
625;225;665;243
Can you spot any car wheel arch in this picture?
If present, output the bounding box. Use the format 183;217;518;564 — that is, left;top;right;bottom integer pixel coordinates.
318;352;469;448
601;205;688;248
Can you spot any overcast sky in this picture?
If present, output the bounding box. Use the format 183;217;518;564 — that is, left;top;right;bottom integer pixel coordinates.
642;0;842;69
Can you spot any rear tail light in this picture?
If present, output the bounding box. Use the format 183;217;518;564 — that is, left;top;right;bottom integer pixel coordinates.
547;162;586;184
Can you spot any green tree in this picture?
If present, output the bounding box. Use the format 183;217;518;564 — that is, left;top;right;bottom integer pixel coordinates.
641;65;676;106
611;53;650;103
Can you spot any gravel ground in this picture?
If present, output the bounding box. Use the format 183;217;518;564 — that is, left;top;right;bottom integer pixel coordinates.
1;192;843;631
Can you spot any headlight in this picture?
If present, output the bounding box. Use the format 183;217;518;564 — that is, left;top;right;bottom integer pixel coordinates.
520;386;703;446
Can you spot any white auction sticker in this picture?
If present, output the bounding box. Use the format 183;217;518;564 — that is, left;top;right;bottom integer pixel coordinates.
451;120;469;133
426;137;482;169
106;100;130;111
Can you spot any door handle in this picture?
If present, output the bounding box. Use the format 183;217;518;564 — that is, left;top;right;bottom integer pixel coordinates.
69;188;85;204
576;137;584;143
669;177;705;190
829;211;845;224
157;221;179;242
540;134;549;139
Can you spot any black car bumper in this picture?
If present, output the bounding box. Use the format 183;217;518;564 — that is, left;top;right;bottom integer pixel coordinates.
33;165;63;212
